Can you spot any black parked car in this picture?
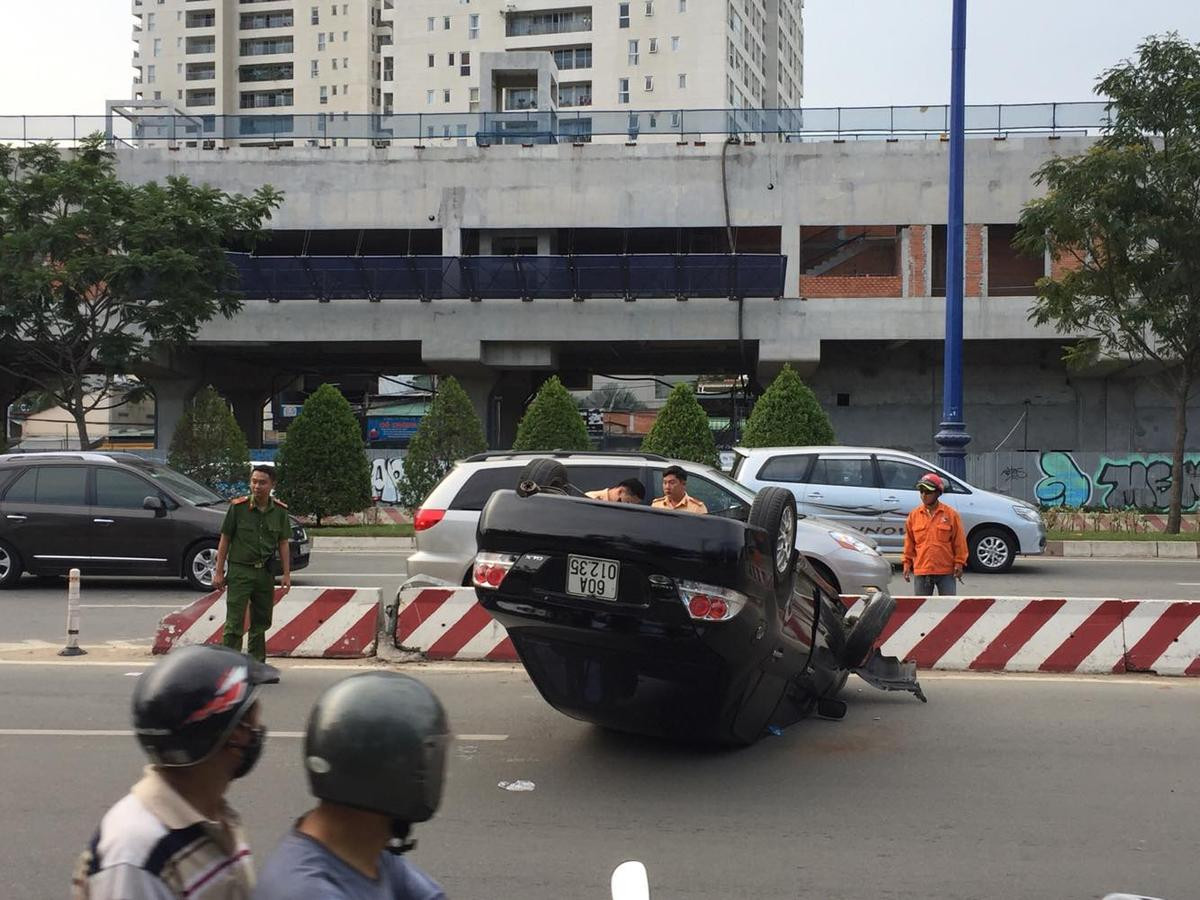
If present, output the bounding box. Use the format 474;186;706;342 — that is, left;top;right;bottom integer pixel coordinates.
0;452;310;591
472;460;924;746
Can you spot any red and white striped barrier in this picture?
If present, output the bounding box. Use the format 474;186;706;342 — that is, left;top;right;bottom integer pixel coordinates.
842;596;1200;675
394;586;517;661
154;587;381;658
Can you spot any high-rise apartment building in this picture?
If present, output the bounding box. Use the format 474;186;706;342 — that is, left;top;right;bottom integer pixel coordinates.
381;0;803;122
130;0;388;143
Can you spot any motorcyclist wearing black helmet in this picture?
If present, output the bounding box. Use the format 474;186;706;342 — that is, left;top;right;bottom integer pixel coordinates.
254;672;449;900
73;644;279;900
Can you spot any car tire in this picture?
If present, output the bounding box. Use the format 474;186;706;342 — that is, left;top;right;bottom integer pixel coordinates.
0;540;23;589
748;486;798;595
184;540;220;592
842;590;896;668
970;527;1016;573
516;458;572;497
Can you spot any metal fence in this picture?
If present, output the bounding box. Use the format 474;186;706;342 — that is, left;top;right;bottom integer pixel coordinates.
0;102;1111;148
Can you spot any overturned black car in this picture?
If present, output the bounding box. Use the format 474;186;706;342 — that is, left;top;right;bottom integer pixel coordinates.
472;460;925;745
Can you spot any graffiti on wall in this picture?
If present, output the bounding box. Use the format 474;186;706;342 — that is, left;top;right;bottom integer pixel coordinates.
370;456;406;503
1035;451;1200;510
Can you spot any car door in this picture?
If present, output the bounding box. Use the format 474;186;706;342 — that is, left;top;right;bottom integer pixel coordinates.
0;465;92;572
802;454;886;540
873;457;939;552
88;466;176;575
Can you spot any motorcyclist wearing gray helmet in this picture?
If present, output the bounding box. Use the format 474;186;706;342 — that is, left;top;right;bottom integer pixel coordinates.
254;672;449;899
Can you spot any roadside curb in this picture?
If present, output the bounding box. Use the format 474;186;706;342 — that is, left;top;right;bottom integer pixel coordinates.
1045;540;1200;559
311;536;414;551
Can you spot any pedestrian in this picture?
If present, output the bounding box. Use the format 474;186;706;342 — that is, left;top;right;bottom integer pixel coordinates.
213;465;292;664
902;472;968;596
254;672;449;900
73;644;278;900
585;478;647;504
651;465;708;514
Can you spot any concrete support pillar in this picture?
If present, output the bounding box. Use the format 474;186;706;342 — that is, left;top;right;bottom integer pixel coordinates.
440;186;464;257
224;389;268;449
151;377;205;452
782;226;801;298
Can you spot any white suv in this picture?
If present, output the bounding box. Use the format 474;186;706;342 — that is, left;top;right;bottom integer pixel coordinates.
732;446;1046;573
407;451;893;595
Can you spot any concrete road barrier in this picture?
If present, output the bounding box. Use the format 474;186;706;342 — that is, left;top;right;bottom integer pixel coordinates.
155;586;382;658
842;595;1200;676
394;586;517;661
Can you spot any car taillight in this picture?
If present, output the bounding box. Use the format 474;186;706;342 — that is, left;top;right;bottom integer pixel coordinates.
677;580;748;622
472;552;519;590
413;508;445;532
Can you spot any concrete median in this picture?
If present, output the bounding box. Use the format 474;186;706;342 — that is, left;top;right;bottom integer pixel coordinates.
154;586;382;658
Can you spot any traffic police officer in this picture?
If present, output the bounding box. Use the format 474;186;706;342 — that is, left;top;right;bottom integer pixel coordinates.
214;465;292;663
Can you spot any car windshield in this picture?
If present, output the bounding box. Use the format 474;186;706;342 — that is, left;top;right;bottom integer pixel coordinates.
693;466;757;503
127;461;224;505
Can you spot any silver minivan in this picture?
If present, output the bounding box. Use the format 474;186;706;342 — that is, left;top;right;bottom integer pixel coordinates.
407;451;894;595
732;446;1045;573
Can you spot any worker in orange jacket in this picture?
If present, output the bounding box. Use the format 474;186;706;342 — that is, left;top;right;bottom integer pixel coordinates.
902;473;968;596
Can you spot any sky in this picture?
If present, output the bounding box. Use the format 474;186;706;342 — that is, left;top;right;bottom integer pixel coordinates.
2;0;1200;116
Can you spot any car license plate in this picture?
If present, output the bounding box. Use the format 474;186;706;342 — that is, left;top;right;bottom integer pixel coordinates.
300;541;311;554
566;555;619;601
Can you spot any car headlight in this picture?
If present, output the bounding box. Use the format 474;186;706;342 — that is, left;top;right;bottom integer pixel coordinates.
828;531;880;556
1012;504;1042;524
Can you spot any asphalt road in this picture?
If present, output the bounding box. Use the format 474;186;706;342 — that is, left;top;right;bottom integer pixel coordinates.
0;662;1195;900
2;551;1197;651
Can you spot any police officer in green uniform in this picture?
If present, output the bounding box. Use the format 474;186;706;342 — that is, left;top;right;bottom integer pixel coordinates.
213;465;292;663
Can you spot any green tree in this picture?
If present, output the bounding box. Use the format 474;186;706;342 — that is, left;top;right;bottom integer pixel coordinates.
167;385;250;495
578;383;646;411
741;364;835;448
274;384;372;525
1015;34;1200;533
641;382;719;467
401;376;487;507
512;376;591;451
0;135;281;448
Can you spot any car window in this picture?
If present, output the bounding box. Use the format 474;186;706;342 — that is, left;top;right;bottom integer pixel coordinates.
2;468;37;503
757;453;814;483
449;466;523;511
563;465;644;501
96;468;157;509
877;458;966;494
15;466;89;505
646;469;747;514
128;461;223;505
808;457;875;488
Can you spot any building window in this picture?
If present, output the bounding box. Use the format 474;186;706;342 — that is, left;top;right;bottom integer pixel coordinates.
330;3;336;14
426;89;434;105
239;62;294;82
318;32;326;50
239;88;294;109
146;12;155;30
460;51;470;76
311;59;319;76
443;88;450;103
240;11;294;30
152;38;161;57
383;91;393;114
146;65;156;83
383;57;393;80
427;16;434;30
443;15;450;29
648;37;657;53
311;6;319;24
427;53;434;67
331;84;337;95
671;35;679;51
679;0;686;10
447;52;455;66
628;39;638;65
329;30;335;42
617;77;629;104
332;58;338;70
678;72;686;88
644;0;653;15
644;75;653;91
469;13;479;38
342;31;347;40
469;86;480;102
343;57;348;68
320;85;328;104
618;3;629;28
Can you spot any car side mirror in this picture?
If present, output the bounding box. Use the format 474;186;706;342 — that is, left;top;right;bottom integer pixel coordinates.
143;496;166;516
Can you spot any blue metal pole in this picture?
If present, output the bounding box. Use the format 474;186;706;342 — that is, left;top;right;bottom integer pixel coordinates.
935;0;971;477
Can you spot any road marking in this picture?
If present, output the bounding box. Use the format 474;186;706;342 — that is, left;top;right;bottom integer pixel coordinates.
81;604;181;609
1177;583;1200;586
0;729;506;741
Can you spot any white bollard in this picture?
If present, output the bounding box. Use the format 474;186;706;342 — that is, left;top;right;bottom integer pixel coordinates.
58;568;87;657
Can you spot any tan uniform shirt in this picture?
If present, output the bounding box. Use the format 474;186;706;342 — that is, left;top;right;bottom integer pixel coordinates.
652;493;708;514
586;488;617;502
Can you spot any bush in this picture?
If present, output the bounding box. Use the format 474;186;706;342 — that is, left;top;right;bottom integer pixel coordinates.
741;365;835;447
512;376;591;451
400;376;488;508
167;386;250;495
274;383;372;525
641;382;719;467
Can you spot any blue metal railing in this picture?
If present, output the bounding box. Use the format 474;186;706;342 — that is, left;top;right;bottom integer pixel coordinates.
0;102;1111;147
225;253;787;301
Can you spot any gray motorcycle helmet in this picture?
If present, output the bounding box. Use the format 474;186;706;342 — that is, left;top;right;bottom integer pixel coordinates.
304;672;450;823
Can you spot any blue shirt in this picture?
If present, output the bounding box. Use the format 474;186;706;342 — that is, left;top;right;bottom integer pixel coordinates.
254;831;445;900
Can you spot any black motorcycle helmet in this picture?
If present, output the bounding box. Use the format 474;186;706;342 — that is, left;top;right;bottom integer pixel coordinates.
304;672;450;824
132;644;279;767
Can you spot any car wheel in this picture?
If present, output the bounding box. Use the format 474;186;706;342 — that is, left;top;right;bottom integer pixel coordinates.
0;540;23;589
748;486;798;593
516;458;572;496
184;540;219;592
842;590;896;668
970;527;1016;573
